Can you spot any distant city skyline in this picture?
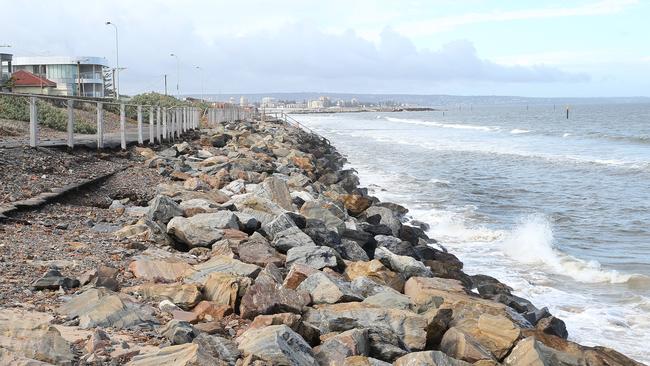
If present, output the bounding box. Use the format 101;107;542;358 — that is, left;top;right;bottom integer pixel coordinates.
2;0;649;97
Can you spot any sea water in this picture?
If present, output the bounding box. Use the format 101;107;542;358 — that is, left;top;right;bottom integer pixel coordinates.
298;104;650;363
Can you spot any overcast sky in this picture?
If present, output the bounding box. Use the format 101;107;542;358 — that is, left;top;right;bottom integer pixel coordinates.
3;0;649;97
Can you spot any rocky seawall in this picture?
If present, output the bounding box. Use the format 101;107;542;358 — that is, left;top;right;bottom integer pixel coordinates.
0;117;642;365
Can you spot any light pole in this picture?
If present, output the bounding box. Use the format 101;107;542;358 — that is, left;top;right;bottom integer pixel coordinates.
194;66;204;101
170;53;179;98
105;21;119;99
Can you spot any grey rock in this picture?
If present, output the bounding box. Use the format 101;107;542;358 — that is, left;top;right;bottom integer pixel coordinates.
160;320;197;345
297;272;363;305
350;277;401;298
192;334;240;365
286;246;339;270
394;351;472;366
167;212;239;248
148;195;183;224
314;328;369;366
262;213;297;240
256;176;294;211
272;227;316;253
374;246;432;279
187;256;261;283
363;206;402;236
30;268;79;291
374;235;417;258
362;291;412;310
236;324;316;365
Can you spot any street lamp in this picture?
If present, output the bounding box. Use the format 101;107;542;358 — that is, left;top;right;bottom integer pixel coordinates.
105;21;120;99
170;53;180;98
194;65;204;102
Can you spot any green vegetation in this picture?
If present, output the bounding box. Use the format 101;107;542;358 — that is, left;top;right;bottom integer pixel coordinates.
0;95;96;134
124;92;209;121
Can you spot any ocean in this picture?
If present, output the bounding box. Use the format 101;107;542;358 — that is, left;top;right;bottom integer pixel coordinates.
297;104;650;363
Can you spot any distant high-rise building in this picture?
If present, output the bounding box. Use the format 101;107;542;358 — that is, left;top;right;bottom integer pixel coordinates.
240;96;248;106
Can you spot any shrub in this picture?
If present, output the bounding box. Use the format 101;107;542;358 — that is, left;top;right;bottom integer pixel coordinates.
0;95;96;134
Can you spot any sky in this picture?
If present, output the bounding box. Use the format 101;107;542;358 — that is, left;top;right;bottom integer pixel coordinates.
3;0;649;97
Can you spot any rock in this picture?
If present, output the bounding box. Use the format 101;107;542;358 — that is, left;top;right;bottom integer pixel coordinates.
192;301;233;321
337;239;370;261
85;328;111;354
350;277;401;298
314;328;369;366
128;343;221;365
129;257;192;282
237;238;284;267
239;282;310;319
286;246;339;270
167;212;239;248
362;291;412;310
192;334;240;365
147;195;183;224
186;255;261;283
338;194;372;216
283;263;319;289
80;265;120;291
126;283;202;310
160;320;197;345
300;200;347;233
0;310;74;365
233;212;260;233
394;351;472;366
425;308;453;349
343;356;392;366
59;288;157;329
398;225;429;246
159;299;182;313
344;260;404;292
229;194;286;219
184;177;211;191
172;309;200;323
272;227;316;253
30;268;79;290
366;326;408;361
374;235;417;258
440;327;494;363
202;272;251;307
246;312;320;346
503;337;582;366
374;246;433;279
236;324;316;365
455;314;521;360
257;176;294;211
363;206;401;236
262;213;298;240
536;316;568;339
179;198;220;216
303;302;427;351
297;272;363;305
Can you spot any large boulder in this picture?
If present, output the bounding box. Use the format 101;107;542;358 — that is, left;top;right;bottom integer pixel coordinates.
192;334;240;365
297;272;363;305
127;343;222;366
344;260;405;292
374;235;417;258
362;291;412;310
363;206;401;236
129;257;193;282
0;310;74;365
256;176;294;211
237;237;285;267
262;213;298;240
160;320;197;345
314;328;369;366
503;337;583;366
440;327;494;363
394;351;472;366
374;246;432;279
303;302;427;351
236;324;316;365
148;195;183;224
272;226;317;252
300;199;347;233
125;283;202;310
186;255;261;283
58;288;157;330
167;212;239;248
201;272;252;308
286;246;339;270
239;282;311;319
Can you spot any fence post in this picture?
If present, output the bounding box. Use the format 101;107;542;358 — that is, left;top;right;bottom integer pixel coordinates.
120;103;126;150
96;102;104;149
162;107;168;141
156;107;161;143
137;105;143;145
149;106;154;145
29;96;38;147
67;99;74;148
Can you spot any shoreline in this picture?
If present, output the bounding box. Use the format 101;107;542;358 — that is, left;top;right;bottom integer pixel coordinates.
0;117;642;365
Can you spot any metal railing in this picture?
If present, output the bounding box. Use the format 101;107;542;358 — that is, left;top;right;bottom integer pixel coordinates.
0;91;202;149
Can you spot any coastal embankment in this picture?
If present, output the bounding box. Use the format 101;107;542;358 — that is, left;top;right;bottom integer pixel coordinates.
0;116;643;365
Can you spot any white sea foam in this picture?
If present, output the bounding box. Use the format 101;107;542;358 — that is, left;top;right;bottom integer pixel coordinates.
563;133;571;138
510;128;530;134
385;116;497;132
500;215;633;284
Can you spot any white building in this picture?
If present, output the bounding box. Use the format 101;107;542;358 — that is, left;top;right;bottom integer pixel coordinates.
12;56;108;97
240;96;248;107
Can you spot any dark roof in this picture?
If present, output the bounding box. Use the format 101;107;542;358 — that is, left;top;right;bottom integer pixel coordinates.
12;70;56;87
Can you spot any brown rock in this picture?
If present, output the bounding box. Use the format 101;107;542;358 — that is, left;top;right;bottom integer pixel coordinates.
238;239;285;267
192;301;233;321
170;171;192;181
394;351;471;366
314;328;369;366
129;258;193;282
172;310;200;324
202;272;252;308
239;282;310;319
283;264;319;289
338;194;372;216
344;260;405;292
439;327;494;363
126;283;202;310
